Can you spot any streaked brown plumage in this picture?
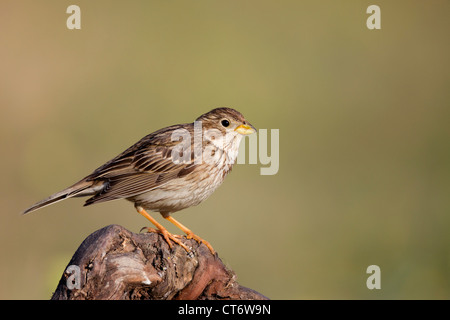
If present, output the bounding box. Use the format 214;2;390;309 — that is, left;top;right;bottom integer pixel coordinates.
23;108;256;254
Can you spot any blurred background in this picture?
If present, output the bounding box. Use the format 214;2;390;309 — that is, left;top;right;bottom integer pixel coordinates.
1;0;449;299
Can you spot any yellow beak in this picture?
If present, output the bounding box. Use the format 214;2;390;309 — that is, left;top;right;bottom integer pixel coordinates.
235;123;256;135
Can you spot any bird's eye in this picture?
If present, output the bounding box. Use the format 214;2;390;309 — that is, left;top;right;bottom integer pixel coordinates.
221;119;230;127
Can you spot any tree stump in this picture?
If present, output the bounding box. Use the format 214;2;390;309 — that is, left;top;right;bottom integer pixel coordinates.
51;224;268;300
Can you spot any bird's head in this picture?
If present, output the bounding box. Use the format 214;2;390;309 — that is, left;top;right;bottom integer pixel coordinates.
196;107;256;137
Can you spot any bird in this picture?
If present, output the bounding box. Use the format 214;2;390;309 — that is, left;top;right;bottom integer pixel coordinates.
23;107;256;255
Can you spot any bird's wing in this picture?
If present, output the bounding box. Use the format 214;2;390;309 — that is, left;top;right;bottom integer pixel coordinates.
84;124;197;205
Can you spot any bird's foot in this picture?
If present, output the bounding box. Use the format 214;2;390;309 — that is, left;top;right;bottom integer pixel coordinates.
136;207;191;253
163;215;216;255
141;226;190;252
179;231;216;255
139;226;158;233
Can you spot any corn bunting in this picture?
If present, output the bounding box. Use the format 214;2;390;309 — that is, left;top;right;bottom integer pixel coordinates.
23;108;256;254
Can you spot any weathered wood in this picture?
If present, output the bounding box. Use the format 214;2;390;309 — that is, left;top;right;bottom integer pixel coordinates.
51;224;268;300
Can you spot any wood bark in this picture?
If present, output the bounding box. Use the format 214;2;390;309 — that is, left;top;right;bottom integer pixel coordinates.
51;224;268;300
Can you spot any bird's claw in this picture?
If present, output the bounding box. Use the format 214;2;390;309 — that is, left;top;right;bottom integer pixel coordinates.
141;226;190;252
179;232;216;255
140;226;158;233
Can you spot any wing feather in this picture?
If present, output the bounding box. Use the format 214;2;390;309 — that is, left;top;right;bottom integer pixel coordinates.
84;124;197;205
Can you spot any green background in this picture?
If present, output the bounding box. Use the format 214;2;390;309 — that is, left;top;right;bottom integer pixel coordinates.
1;0;449;299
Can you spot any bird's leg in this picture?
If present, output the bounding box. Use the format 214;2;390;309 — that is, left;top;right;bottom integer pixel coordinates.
136;206;190;252
164;216;216;255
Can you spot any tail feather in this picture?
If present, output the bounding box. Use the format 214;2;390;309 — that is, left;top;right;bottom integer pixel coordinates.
22;180;100;214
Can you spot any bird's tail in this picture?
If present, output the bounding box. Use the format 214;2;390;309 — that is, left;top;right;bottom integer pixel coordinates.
22;179;102;215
